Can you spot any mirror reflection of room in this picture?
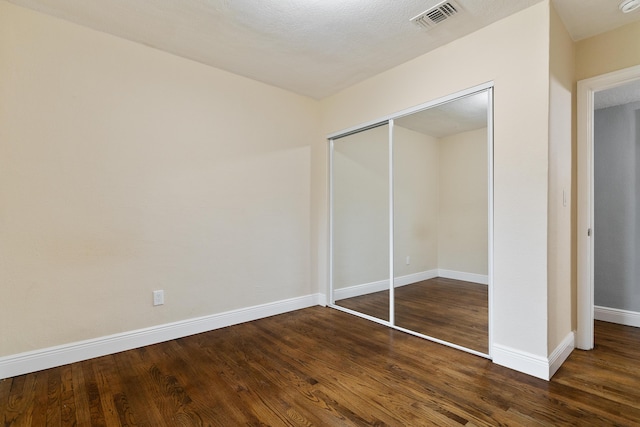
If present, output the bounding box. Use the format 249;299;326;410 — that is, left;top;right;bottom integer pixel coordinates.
394;91;488;354
331;89;490;355
332;124;390;322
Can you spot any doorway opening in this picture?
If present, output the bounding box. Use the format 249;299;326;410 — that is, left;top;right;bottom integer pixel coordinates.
577;64;640;350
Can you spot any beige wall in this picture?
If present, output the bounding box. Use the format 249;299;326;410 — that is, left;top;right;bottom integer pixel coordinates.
318;2;552;357
0;2;318;356
332;125;390;288
575;20;640;82
438;128;488;276
393;126;440;277
547;3;575;352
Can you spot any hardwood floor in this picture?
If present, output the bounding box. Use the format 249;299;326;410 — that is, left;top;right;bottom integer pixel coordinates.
337;278;488;353
2;308;640;426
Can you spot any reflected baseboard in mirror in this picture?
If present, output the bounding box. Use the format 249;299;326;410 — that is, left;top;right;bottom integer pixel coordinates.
336;277;488;354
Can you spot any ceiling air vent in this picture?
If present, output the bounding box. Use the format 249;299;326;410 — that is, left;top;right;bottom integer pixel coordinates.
410;1;461;29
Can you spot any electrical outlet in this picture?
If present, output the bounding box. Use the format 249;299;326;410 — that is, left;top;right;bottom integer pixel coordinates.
406;256;410;265
153;290;164;306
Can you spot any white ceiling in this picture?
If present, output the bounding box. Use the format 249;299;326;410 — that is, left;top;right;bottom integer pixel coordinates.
6;0;640;99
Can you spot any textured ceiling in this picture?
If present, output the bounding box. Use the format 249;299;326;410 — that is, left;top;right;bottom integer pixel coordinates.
595;80;640;110
6;0;640;99
552;0;640;40
6;0;542;99
396;91;488;138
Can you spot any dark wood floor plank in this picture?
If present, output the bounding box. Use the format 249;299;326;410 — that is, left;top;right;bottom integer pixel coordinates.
30;371;49;427
109;352;158;427
70;361;93;426
45;367;62;427
171;337;269;426
2;375;24;426
0;377;13;426
248;318;483;425
241;310;564;425
145;339;245;426
58;364;77;427
257;309;506;426
81;360;108;427
92;355;130;426
3;373;38;426
188;322;362;425
2;309;640;426
228;322;404;425
200;327;325;426
116;346;177;427
100;353;139;427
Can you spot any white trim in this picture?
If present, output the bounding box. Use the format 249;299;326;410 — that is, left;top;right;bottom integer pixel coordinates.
328;138;335;305
492;344;550;380
577;75;595;350
333;278;389;300
577;64;640;350
487;85;494;359
333;269;488;301
394;324;490;359
395;270;439;286
327;81;494;140
333;270;438;301
548;332;575;379
437;269;488;285
0;294;323;380
389;119;395;325
493;331;575;381
595;306;640;328
316;293;328;307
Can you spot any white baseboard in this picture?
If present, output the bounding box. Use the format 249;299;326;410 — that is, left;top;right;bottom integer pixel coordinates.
438;269;488;285
492;344;550;380
333;278;389;300
492;331;574;381
548;331;575;379
0;293;324;380
333;269;488;301
595;306;640;328
333;270;438;300
317;293;328;307
395;270;439;286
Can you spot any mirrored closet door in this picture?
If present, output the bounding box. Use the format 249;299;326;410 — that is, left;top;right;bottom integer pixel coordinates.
329;84;493;357
331;124;390;322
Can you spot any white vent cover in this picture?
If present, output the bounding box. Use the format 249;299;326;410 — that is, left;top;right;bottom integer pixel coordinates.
410;1;461;29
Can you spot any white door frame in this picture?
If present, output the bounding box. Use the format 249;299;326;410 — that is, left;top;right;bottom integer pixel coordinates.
576;64;640;350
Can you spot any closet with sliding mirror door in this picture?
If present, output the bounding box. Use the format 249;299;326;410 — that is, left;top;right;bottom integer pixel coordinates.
329;83;493;357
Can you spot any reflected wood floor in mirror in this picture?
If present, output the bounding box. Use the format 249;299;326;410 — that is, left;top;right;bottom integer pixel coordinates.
336;277;488;353
2;309;640;426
